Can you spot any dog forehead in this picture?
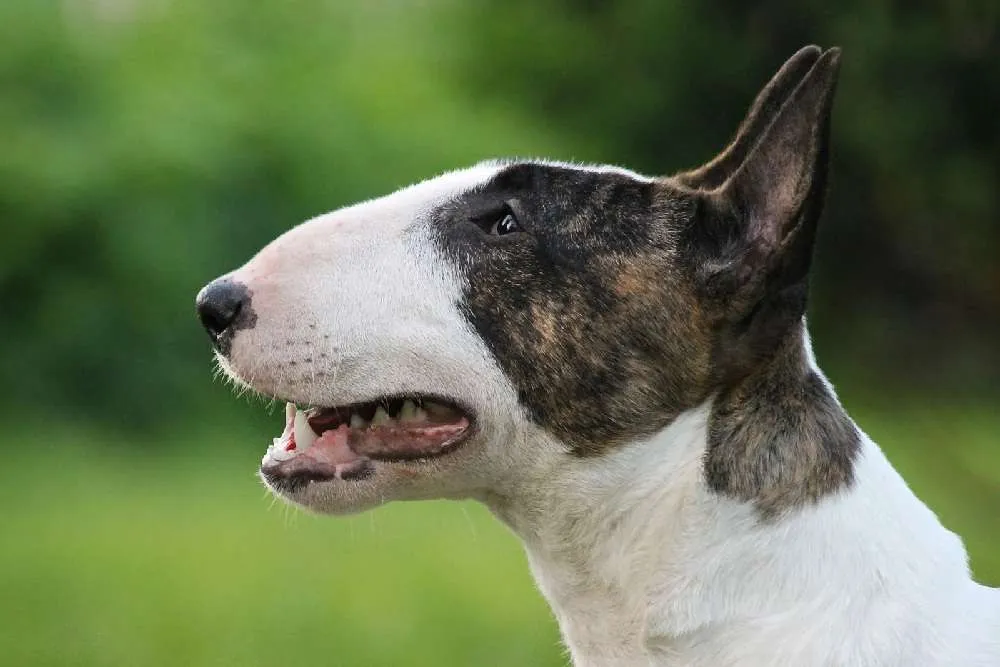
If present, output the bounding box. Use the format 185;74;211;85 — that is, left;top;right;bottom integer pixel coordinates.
461;159;654;205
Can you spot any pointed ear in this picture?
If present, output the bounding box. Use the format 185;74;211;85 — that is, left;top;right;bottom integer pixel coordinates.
677;45;822;190
684;48;841;354
719;46;839;279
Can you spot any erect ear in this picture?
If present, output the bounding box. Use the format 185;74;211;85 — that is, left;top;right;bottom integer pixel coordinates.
683;48;841;355
676;45;822;190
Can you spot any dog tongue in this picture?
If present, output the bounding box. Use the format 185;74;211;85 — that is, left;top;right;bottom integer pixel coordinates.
305;420;470;462
309;425;367;466
346;420;470;460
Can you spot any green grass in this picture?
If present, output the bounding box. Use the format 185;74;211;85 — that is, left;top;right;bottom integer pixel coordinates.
1;405;996;667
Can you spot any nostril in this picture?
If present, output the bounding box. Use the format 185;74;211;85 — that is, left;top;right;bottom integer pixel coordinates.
199;300;241;337
195;279;251;343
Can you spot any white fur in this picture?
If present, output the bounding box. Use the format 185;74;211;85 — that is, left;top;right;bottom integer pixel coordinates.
216;164;1000;665
495;397;999;666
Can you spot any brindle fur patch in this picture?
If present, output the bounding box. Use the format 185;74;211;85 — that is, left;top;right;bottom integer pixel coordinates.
436;46;860;514
705;328;859;518
434;163;713;456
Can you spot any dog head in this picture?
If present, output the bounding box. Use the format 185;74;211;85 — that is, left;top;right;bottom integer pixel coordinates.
197;46;853;515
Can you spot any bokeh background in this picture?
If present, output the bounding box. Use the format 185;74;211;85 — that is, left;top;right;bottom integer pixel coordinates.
2;1;998;665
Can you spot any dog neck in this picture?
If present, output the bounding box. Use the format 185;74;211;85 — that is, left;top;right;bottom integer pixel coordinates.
485;349;992;666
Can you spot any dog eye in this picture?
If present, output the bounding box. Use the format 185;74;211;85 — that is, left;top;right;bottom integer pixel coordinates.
489;211;521;236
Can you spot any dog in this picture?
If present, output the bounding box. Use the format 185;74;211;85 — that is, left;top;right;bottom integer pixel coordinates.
196;46;999;666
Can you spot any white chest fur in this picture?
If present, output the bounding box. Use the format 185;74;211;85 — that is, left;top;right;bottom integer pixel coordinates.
490;405;1000;667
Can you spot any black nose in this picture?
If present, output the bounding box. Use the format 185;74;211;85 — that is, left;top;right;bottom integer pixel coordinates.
196;279;251;344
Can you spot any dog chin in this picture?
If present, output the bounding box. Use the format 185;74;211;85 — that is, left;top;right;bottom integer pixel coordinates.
258;449;475;516
258;464;398;515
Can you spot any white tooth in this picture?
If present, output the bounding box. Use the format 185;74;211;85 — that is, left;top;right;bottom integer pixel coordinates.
372;406;391;426
350;413;368;429
399;400;418;421
285;402;296;421
294;409;317;450
412;407;428;422
298;427;316;451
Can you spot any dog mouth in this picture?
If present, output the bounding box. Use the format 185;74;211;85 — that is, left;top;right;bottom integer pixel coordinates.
259;397;473;490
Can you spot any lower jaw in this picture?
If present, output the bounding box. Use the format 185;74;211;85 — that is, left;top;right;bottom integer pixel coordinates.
260;455;375;495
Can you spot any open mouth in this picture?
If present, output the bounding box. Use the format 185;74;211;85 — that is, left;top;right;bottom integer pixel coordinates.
259;397;473;491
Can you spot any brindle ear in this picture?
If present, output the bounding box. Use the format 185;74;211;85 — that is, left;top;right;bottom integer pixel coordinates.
677;45;823;190
684;47;841;366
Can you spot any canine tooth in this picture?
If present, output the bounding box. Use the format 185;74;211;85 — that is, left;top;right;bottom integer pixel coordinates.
350;413;368;429
285;402;296;420
294;409;317;450
399;400;418;421
298;428;316;451
372;406;391;426
412;407;428;422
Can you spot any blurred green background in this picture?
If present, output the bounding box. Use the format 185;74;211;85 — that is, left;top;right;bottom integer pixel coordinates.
2;1;997;665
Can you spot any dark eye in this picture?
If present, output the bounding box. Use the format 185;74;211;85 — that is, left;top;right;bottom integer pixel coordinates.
489;210;521;236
